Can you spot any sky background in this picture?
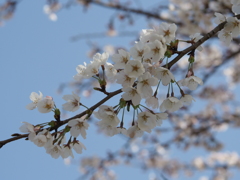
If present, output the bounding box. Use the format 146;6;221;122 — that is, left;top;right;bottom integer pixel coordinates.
1;0;240;180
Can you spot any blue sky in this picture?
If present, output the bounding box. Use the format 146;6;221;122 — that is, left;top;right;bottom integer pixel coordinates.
1;1;240;180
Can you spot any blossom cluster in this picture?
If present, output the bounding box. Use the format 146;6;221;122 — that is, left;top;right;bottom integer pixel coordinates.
23;20;205;158
22;2;240;159
19;121;86;159
24;91;87;159
73;22;203;138
215;1;240;45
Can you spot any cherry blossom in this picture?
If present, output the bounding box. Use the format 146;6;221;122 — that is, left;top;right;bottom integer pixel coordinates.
33;134;47;147
137;72;158;98
145;96;159;109
127;124;144;138
116;71;136;87
112;49;130;69
146;39;166;62
46;145;63;159
225;17;240;37
37;96;55;113
74;62;89;81
105;62;117;82
61;145;74;159
93;52;109;66
154;67;175;86
180;94;195;105
26;91;43;110
214;12;226;24
137;112;157;133
71;140;86;154
85;61;100;77
94;105;120;127
62;92;80;112
122;87;141;106
19;122;37;142
178;76;203;90
160;97;183;112
98;124;118;137
68;118;89;139
124;60;145;78
218;29;233;46
130;41;150;60
156;22;177;44
155;113;168;126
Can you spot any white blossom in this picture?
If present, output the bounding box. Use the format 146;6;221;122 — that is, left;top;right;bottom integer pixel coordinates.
180;94;195;105
122;87;141;106
214;12;226;24
154;67;175;86
61;145;74;159
71;140;86;154
160;97;183;112
39;130;53;149
225;17;240;37
218;29;232;46
37;96;55;113
112;49;130;69
105;62;117;82
74;62;90;81
137;112;157;133
85;61;100;77
140;30;166;45
26;91;43;110
33;134;47;147
93;52;109;66
94;105;120;127
155;113;168;126
232;5;240;14
46;145;63;159
62;92;80;112
157;22;177;44
145;96;159;109
68;118;89;139
137;72;158;98
116;71;136;87
231;0;240;14
130;41;150;60
145;40;166;62
19;122;37;142
116;127;128;136
98;124;118;136
124;60;145;78
178;76;203;90
127;124;144;138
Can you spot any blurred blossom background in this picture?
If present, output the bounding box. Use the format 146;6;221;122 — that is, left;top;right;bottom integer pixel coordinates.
1;0;240;180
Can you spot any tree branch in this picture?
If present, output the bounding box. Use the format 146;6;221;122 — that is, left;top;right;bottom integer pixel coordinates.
163;14;240;69
86;0;179;24
0;88;123;148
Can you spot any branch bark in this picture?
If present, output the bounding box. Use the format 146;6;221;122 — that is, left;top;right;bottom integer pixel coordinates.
0;88;122;148
163;14;240;69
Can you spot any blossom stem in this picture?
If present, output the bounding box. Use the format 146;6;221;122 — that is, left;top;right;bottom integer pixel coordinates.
80;103;89;110
153;80;161;97
120;106;125;127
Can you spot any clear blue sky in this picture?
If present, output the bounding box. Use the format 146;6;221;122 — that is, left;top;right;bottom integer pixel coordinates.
1;1;240;180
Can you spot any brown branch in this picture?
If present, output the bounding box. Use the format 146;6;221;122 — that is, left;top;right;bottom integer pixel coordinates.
163;14;240;69
85;0;179;24
0;134;28;148
0;88;123;148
